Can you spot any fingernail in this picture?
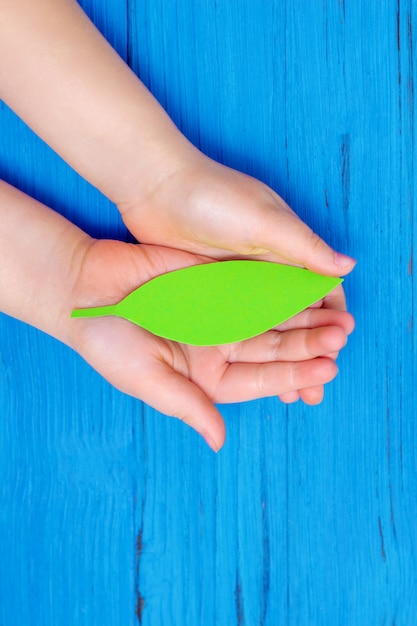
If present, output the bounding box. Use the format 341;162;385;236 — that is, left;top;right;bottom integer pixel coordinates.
334;252;356;268
203;433;219;452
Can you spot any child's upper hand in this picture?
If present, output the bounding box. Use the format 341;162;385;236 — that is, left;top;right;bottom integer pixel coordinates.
118;151;355;313
69;239;354;451
0;0;355;317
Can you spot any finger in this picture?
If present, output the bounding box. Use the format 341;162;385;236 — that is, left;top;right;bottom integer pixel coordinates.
279;390;300;404
276;308;355;335
286;283;346;313
325;352;340;361
280;383;327;405
228;325;347;364
299;385;325;405
254;199;356;277
215;357;338;403
141;363;226;452
322;284;347;312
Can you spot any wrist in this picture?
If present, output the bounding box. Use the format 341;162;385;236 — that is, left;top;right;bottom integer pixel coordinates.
109;114;202;211
0;180;95;349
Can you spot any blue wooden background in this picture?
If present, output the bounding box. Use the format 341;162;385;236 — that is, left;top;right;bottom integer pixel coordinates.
1;1;416;624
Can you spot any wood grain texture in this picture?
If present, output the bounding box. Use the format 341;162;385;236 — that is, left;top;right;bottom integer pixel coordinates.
1;1;416;624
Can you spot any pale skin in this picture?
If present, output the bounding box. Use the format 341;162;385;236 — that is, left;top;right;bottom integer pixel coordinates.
0;0;356;449
0;0;355;276
0;181;354;450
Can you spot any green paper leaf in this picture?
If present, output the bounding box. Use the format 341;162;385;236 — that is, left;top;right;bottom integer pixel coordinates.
71;261;343;345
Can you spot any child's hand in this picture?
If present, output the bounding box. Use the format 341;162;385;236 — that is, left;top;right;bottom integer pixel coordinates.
70;239;354;451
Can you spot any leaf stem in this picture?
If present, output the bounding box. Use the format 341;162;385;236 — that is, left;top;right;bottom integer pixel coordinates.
70;304;119;319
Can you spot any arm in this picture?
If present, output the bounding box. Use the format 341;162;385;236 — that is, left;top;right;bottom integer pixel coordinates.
0;0;185;204
0;180;354;451
0;0;356;287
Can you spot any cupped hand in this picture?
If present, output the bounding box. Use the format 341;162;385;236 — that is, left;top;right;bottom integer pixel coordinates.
69;239;354;451
118;151;356;312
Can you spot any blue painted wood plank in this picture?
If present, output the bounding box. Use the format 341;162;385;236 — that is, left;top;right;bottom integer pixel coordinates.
0;322;141;625
282;2;417;624
1;1;417;625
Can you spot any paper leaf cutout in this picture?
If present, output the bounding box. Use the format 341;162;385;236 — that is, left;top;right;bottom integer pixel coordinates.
71;261;342;345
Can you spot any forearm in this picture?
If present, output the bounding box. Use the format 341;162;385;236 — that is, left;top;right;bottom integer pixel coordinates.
0;180;91;345
0;0;192;204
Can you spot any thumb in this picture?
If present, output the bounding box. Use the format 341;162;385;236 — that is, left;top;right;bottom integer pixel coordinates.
296;226;356;276
258;206;356;276
144;365;226;452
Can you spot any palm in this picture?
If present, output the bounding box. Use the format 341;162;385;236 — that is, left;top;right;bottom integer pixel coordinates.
71;239;353;450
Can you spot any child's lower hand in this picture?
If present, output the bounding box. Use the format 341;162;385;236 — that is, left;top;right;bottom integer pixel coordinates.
70;239;354;451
